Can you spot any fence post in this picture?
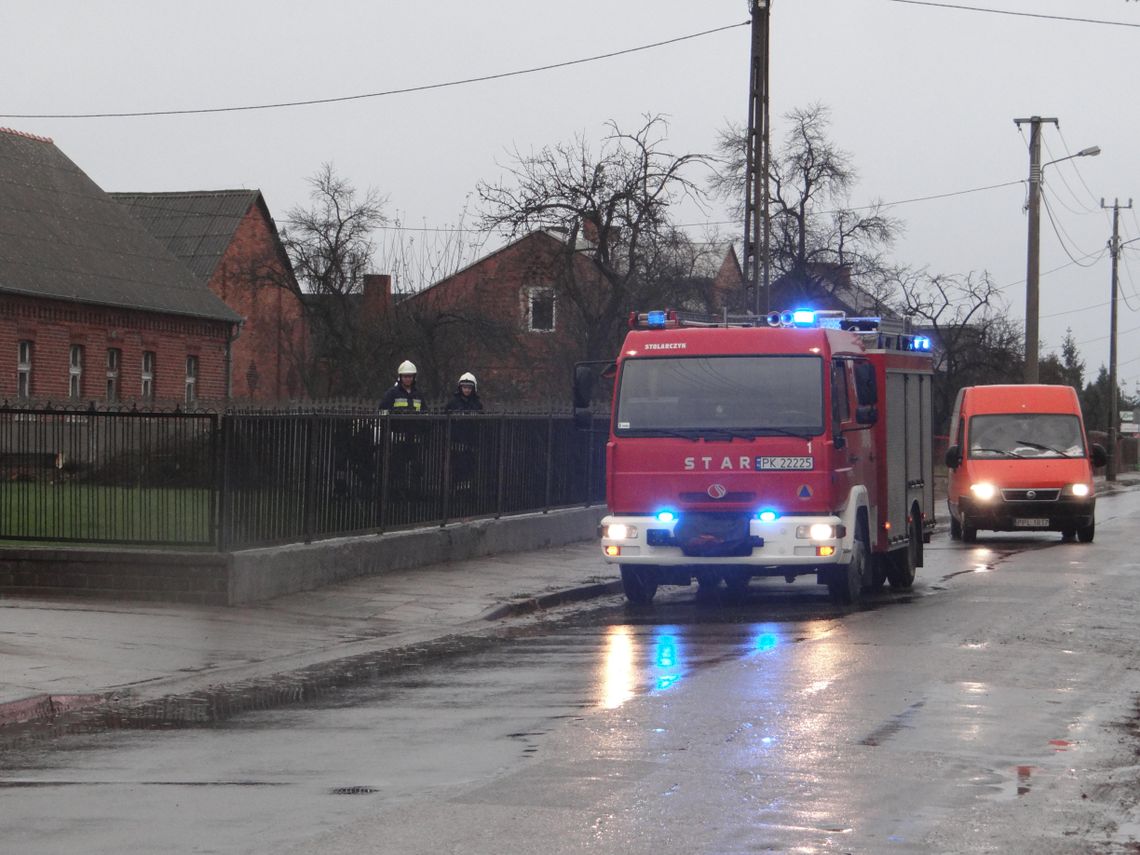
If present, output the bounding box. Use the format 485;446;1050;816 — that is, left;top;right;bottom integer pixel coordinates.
216;413;230;551
544;408;554;513
495;414;506;520
379;414;392;532
440;413;453;528
301;415;316;545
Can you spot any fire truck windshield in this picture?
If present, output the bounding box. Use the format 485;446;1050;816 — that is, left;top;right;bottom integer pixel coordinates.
614;355;824;437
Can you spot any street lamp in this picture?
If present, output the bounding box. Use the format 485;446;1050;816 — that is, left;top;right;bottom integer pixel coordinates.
1020;132;1100;383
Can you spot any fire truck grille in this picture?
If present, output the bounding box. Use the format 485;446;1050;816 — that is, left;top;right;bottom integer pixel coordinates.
679;492;757;503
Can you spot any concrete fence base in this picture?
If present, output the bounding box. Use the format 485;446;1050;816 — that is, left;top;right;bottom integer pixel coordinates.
0;507;606;606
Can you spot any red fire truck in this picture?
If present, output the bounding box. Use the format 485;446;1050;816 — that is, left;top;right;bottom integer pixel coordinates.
585;308;935;605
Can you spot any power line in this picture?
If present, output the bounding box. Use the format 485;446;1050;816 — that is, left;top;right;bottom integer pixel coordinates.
0;21;749;120
1041;193;1101;266
886;0;1140;28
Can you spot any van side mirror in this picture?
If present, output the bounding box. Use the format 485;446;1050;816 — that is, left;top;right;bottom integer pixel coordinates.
945;444;962;469
1090;443;1108;469
855;404;878;425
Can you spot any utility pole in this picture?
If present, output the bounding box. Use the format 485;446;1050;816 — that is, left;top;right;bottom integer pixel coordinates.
1014;116;1058;384
743;0;771;315
1102;197;1133;482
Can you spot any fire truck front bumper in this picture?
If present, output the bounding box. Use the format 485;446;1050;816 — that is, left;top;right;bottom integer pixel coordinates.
599;511;850;568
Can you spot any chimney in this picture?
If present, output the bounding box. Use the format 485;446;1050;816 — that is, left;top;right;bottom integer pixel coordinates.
581;211;600;245
362;274;392;319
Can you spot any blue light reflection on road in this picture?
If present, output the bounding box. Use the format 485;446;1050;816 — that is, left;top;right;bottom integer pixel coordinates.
653;627;684;693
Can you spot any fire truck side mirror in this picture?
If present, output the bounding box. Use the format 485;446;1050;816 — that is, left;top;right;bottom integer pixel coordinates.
572;364;595;409
945;444;962;469
854;404;878;425
853;362;878;406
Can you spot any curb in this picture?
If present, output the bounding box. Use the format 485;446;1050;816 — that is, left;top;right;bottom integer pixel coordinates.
480;580;623;621
0;693;107;728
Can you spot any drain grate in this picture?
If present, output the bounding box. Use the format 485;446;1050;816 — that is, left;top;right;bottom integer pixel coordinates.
330;785;379;795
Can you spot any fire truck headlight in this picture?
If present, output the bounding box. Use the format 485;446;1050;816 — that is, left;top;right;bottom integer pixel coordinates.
970;482;997;501
797;523;843;540
1066;483;1091;497
604;524;637;540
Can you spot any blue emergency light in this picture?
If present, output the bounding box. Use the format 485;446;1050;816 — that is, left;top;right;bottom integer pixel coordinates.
646;310;668;329
655;509;677;523
791;309;816;327
756;509;779;522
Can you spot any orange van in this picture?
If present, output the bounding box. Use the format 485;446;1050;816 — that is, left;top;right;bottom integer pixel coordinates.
944;384;1107;543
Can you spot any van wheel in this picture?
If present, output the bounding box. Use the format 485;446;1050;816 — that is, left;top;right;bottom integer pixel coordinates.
949;514;962;540
620;565;658;605
828;538;866;605
961;517;978;543
1077;522;1095;543
1061;527;1076;542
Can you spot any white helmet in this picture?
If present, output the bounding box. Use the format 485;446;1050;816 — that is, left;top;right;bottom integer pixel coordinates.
458;372;477;389
397;360;417;376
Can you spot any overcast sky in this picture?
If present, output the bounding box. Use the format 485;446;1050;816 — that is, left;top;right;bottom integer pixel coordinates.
3;0;1138;390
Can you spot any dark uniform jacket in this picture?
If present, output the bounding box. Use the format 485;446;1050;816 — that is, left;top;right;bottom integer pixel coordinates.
379;382;424;414
445;390;483;412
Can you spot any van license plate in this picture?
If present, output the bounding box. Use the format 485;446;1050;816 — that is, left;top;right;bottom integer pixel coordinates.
1014;518;1049;528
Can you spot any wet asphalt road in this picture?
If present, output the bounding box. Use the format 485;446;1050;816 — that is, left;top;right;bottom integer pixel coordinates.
4;490;1140;854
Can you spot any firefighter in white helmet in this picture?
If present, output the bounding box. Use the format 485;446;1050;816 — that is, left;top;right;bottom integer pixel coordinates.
445;371;483;412
379;360;424;414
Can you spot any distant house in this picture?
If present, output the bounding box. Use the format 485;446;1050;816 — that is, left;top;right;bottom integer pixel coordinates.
112;190;308;402
766;262;899;320
0;128;241;405
394;230;744;404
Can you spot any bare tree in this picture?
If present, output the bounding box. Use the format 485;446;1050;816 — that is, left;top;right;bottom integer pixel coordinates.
477;115;709;362
711;104;900;302
278;164;389;396
890;268;1023;431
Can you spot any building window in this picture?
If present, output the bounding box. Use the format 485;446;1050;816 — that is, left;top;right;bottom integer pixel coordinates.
526;287;555;332
106;348;121;401
17;341;33;399
69;345;84;399
141;351;155;401
185;355;199;403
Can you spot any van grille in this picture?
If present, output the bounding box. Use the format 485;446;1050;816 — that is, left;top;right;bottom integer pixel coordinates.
1000;488;1060;501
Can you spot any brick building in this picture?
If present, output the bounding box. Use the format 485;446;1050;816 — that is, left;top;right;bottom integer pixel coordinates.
0;128;241;405
393;230;743;405
111;190;308;402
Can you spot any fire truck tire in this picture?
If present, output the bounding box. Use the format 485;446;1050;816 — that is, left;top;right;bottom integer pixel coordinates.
828;539;866;605
887;517;920;589
868;556;889;591
1077;522;1095;543
949;514;962;540
620;565;658;605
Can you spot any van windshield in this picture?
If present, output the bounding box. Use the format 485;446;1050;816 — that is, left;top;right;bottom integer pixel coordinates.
967;413;1085;459
614;355;824;437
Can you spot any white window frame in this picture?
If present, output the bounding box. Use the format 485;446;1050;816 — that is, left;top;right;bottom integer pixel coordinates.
106;347;121;402
526;286;556;333
17;340;33;399
69;345;84;399
141;351;155;400
185;355;199;403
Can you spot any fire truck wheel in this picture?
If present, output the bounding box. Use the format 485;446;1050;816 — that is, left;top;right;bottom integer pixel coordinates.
828;539;866;605
887;517;920;590
867;556;889;591
620;565;658;605
1077;522;1095;543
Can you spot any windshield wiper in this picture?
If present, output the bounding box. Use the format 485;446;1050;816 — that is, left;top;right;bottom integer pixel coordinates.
634;428;703;441
973;446;1022;458
1014;439;1071;457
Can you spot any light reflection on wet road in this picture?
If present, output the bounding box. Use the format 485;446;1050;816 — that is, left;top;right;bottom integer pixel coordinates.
3;489;1140;853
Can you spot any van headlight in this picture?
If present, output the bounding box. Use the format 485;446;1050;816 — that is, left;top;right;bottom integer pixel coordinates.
969;483;997;501
1065;483;1090;497
604;523;638;540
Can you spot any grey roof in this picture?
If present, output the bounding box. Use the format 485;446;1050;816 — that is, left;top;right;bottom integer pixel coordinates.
0;128;241;323
110;189;262;284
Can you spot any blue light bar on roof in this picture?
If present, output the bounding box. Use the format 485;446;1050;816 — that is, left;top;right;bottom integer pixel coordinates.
646;310;668;328
791;309;816;327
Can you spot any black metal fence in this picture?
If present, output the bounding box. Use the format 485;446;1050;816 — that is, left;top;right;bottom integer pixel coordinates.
0;403;608;550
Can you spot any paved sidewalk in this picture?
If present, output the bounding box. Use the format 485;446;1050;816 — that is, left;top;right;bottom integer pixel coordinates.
0;540;618;728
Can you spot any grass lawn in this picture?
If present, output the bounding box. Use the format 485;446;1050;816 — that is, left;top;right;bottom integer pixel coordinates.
0;482;214;545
